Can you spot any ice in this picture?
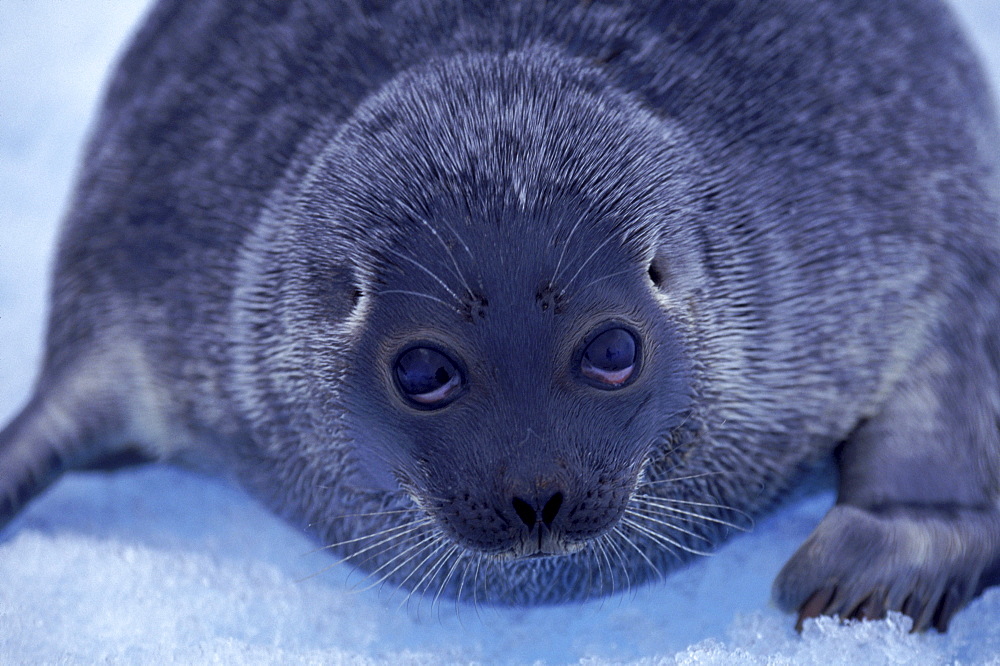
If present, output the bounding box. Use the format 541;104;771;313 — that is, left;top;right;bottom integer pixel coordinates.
2;2;999;663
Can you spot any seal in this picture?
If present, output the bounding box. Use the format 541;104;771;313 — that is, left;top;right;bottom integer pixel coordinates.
2;0;999;631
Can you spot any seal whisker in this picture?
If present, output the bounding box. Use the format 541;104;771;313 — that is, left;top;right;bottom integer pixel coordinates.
296;521;430;584
586;537;607;599
449;552;474;618
431;544;465;607
428;546;462;624
634;496;752;516
384;247;463;304
377;289;461;312
565;269;635;302
450;555;469;625
318;516;433;554
471;552;485;612
294;518;431;582
341;522;434;571
549;216;587;288
410;536;456;600
624;507;714;545
593;533;619;597
631;496;753;532
293;560;346;584
396;536;453;610
621;515;712;558
433;217;479;293
353;532;441;594
631;504;749;534
603;530;634;596
559;234;618;297
319;507;422;520
635;497;756;532
482;553;501;606
620;517;687;559
638;471;726;486
343;524;438;573
306;519;435;583
549;192;608;287
409;214;476;297
613;525;664;579
583;537;600;602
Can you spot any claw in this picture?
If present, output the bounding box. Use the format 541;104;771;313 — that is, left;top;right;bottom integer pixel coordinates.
900;592;920;625
912;590;940;633
848;588;886;622
796;586;837;632
932;585;962;633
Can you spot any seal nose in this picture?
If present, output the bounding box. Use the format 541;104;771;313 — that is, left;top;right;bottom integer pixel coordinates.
511;492;564;530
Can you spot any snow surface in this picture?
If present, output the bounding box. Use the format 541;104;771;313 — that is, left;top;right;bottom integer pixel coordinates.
2;1;1000;663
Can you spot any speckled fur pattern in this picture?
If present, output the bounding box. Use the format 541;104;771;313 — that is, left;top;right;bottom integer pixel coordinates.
2;0;999;629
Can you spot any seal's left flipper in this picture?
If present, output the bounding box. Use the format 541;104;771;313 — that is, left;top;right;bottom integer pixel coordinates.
773;331;1000;632
774;503;1000;632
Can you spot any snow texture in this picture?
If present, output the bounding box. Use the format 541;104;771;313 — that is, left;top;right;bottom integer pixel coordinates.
2;1;1000;663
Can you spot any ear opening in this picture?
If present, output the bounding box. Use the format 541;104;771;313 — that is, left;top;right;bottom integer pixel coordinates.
301;256;365;324
646;240;706;302
647;254;668;290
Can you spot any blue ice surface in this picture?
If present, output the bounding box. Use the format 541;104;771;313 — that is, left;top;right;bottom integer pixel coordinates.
1;1;999;663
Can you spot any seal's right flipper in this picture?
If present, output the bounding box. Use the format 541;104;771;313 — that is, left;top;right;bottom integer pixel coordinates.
0;393;67;528
0;378;150;530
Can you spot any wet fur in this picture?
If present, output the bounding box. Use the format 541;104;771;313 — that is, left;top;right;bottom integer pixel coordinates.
2;0;1000;629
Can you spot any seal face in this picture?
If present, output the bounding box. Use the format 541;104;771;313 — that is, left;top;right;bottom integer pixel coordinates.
3;0;1000;628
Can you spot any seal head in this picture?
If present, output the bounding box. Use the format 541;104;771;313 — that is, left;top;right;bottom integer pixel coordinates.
236;49;704;601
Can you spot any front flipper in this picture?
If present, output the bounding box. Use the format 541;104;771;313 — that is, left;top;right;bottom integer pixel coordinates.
0;377;151;530
774;330;1000;632
0;394;62;525
774;503;1000;632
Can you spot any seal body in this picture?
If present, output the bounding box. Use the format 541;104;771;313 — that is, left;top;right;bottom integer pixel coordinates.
2;0;1000;630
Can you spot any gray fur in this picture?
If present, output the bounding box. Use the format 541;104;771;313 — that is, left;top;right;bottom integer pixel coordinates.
2;0;1000;630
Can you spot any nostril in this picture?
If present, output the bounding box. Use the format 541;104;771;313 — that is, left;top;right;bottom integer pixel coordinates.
512;496;536;528
541;492;563;526
512;492;565;530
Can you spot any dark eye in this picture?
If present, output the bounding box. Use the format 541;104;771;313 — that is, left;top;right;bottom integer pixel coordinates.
394;346;464;408
580;327;638;388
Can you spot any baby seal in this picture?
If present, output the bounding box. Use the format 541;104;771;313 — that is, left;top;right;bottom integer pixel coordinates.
2;0;1000;631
